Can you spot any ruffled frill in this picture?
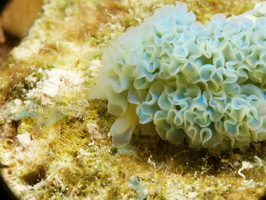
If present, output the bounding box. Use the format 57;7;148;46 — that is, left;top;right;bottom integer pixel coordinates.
101;2;266;149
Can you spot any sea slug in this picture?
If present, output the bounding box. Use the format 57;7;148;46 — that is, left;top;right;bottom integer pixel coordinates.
90;1;266;150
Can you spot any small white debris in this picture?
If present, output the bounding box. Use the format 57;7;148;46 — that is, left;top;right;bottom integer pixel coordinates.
238;161;253;179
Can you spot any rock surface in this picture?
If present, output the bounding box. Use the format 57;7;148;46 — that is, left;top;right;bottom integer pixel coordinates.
0;0;266;200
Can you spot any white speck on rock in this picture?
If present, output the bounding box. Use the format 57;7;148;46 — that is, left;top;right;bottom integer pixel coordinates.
26;68;84;104
238;161;253;179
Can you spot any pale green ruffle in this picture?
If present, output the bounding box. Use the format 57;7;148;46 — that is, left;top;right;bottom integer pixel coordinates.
100;2;266;150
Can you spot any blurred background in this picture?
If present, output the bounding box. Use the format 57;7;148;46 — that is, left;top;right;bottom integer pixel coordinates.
0;0;43;68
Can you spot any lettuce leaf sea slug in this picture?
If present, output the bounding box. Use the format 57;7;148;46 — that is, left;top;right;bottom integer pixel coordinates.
90;1;266;150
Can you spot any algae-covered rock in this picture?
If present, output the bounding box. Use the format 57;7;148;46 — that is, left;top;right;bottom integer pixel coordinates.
0;0;266;200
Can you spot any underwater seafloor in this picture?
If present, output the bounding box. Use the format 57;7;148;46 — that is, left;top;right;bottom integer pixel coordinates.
0;0;266;199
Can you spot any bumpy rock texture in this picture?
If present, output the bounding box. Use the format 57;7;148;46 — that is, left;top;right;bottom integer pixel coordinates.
2;1;266;199
95;2;266;150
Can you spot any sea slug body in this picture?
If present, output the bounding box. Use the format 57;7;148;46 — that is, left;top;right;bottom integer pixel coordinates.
91;1;266;150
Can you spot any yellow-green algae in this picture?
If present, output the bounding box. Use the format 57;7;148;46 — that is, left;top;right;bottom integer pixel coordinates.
0;0;266;199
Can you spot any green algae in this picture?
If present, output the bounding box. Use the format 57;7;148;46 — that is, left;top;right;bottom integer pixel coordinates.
1;0;266;199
